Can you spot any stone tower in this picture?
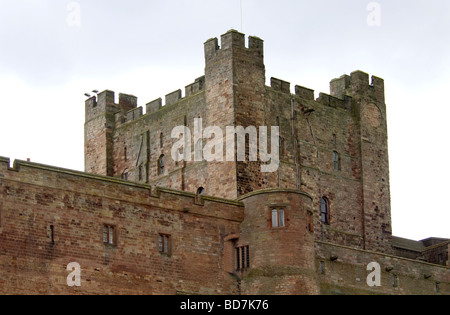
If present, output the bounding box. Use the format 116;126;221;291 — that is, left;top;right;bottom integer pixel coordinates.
84;30;393;254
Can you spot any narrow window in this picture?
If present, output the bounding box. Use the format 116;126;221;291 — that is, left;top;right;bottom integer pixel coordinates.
246;246;250;268
333;151;340;171
158;234;170;254
393;275;398;288
124;147;128;162
49;225;55;245
236;245;250;271
122;169;129;180
435;283;440;294
332;134;337;145
438;253;444;264
158;155;165;175
272;209;285;228
103;225;108;243
138;164;144;181
307;211;314;233
320;261;325;274
103;224;117;246
160;132;164;149
320;197;330;224
236;247;240;270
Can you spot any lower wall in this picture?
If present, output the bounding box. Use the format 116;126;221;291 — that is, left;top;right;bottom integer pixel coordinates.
0;158;243;295
315;242;449;295
0;158;448;295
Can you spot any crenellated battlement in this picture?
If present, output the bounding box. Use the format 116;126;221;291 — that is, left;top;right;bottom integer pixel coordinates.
316;92;352;111
331;70;385;103
85;90;138;122
270;77;291;94
88;75;207;127
204;29;264;62
267;70;384;112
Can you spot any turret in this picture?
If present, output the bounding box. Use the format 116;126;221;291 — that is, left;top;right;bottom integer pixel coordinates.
203;30;266;199
84;90;138;176
237;189;318;294
330;70;391;253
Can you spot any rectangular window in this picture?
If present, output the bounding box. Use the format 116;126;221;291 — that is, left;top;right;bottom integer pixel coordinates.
158;234;170;254
236;245;250;271
272;209;285;228
103;224;117;246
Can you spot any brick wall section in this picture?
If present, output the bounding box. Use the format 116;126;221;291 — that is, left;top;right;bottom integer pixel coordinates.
0;158;243;295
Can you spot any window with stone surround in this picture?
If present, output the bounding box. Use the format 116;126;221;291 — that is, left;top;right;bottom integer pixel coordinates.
158;234;171;254
103;224;117;246
271;209;285;228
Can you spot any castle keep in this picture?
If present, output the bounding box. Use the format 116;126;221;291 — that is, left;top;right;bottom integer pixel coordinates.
0;30;448;295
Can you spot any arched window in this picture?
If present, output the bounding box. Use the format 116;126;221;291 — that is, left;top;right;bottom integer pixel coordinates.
320;197;330;224
122;169;129;180
196;187;205;204
197;187;205;196
158;155;165;175
333;151;340;171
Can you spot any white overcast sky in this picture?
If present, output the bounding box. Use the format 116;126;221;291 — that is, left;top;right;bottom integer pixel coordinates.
0;0;449;241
